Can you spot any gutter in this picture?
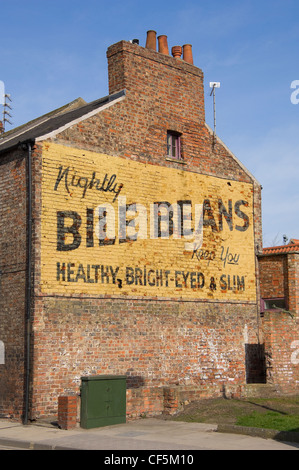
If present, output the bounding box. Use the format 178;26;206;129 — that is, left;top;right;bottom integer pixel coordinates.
24;141;33;425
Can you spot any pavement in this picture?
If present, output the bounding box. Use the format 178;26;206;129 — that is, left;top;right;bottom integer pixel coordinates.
0;418;299;451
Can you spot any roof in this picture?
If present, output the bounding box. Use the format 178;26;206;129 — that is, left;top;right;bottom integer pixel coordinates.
0;90;126;154
261;240;299;256
0;86;258;189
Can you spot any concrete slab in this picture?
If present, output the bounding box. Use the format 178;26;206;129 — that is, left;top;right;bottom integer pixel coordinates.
0;418;298;451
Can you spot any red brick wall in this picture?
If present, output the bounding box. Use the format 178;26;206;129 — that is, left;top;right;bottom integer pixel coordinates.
262;311;299;394
259;253;299;315
259;255;288;300
0;149;27;419
29;298;259;419
258;253;299;393
58;395;78;430
287;253;299;315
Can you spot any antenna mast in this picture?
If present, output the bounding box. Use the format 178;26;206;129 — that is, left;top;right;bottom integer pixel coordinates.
0;81;13;134
209;82;220;142
2;94;13;132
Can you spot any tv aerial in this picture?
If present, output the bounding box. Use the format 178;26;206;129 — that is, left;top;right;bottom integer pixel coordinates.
209;82;220;142
0;81;13;133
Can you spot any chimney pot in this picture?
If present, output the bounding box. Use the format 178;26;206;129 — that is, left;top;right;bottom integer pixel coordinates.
158;35;169;55
171;46;182;59
183;44;193;64
146;30;157;51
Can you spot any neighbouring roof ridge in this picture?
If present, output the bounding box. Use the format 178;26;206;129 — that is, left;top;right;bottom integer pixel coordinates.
262;240;299;255
0;91;126;154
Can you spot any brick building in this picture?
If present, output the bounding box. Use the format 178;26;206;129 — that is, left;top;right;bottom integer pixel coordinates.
0;31;264;424
259;240;299;394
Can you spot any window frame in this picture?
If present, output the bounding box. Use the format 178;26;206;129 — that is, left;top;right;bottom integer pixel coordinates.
261;297;287;312
166;131;183;161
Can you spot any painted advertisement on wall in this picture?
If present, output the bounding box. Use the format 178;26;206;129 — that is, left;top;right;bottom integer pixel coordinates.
41;142;257;301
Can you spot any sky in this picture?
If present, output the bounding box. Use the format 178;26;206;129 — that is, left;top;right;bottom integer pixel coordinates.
1;0;299;247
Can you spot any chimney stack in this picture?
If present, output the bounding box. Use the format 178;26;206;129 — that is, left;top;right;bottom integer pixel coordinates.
183;44;193;64
145;30;194;64
171;46;182;59
107;33;204;122
158;35;169;55
145;30;157;51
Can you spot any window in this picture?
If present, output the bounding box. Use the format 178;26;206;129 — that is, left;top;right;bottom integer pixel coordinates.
167;131;182;160
262;298;286;311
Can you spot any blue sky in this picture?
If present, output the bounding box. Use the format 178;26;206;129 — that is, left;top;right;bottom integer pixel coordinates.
1;0;299;247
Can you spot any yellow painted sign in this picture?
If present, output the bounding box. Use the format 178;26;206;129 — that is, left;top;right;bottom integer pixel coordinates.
41;142;257;301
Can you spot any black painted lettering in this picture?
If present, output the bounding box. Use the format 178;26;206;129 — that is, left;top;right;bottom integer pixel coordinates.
182;271;189;287
134;267;143;285
57;211;82;251
92;265;100;283
175;271;182;288
126;267;134;285
220;274;227;290
148;269;156;286
177;200;192;237
203;199;218;232
237;275;245;291
154;201;174;238
234;200;250;232
76;264;87;282
54;166;123;200
110;266;120;284
56;262;66;281
197;272;205;288
101;265;110;283
86;208;94;247
98;206;116;247
86;265;95;283
54;166;70;193
67;263;76;282
218;199;233;231
190;272;196;288
165;270;170;287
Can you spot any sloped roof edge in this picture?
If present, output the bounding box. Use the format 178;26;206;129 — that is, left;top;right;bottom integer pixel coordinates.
260;242;299;256
0;90;126;154
205;123;261;187
0;97;87;142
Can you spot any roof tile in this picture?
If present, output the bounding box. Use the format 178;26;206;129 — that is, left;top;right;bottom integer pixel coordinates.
262;242;299;255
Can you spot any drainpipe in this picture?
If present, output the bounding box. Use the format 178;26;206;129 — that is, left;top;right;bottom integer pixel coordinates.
24;141;33;425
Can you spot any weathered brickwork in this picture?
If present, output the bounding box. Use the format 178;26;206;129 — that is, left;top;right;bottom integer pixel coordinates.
259;252;299;315
30;297;258;419
287;253;299;315
259;255;288;301
0;38;265;422
262;311;299;394
259;251;299;393
0;148;28;418
58;395;78;430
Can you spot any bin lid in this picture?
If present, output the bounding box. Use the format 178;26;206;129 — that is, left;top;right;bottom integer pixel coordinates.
81;375;127;382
